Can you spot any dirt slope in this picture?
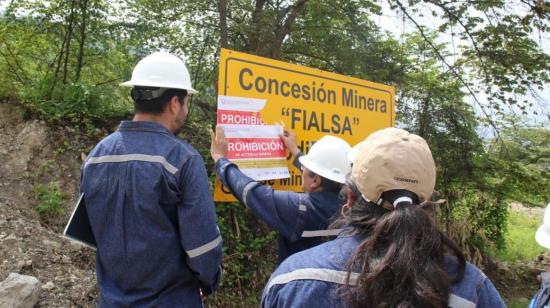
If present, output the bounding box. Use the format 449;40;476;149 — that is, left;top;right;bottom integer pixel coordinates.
0;102;98;307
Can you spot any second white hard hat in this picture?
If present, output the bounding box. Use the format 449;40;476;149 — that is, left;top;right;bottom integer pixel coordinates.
536;203;550;249
299;136;352;184
121;51;198;94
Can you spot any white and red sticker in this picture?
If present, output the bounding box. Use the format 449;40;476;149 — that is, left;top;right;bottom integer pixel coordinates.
217;96;289;181
226;138;285;159
217;110;265;125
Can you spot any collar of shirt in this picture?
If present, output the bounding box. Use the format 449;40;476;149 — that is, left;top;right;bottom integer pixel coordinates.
308;190;340;207
118;121;173;135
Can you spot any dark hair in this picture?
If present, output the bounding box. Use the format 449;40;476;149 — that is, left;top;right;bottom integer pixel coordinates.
132;87;188;114
340;179;466;308
305;169;343;193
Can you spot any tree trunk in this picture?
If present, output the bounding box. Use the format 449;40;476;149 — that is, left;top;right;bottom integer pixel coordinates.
62;0;76;84
269;0;308;59
75;0;88;82
250;0;267;53
417;90;432;137
218;0;228;49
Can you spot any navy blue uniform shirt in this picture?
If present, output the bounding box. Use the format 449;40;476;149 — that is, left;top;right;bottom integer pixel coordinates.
215;155;341;263
81;121;222;307
262;235;505;308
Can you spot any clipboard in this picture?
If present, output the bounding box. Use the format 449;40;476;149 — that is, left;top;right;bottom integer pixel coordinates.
63;193;97;249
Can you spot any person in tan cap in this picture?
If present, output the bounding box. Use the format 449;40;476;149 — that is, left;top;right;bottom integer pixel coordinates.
261;127;505;308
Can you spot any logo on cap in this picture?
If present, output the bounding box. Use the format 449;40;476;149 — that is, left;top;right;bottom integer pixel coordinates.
394;177;419;184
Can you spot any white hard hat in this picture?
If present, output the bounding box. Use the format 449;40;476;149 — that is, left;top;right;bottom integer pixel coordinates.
121;51;198;94
535;203;550;249
299;136;351;184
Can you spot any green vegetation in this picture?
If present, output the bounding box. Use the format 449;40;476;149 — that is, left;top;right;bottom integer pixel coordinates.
209;201;278;307
491;208;545;262
0;0;548;305
506;297;531;308
32;182;65;216
0;1;134;123
487;124;550;207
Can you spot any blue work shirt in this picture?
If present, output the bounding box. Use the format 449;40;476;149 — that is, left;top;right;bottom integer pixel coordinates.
80;121;222;307
262;235;505;308
215;155;341;263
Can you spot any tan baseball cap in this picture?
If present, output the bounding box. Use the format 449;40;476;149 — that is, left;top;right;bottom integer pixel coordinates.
351;127;436;203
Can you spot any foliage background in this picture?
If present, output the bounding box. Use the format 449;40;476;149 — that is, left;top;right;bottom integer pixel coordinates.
1;0;548;305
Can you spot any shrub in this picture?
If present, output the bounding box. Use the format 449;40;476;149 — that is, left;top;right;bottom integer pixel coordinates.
19;78;132;123
208;201;278;307
490;207;544;262
436;187;509;267
32;182;65;216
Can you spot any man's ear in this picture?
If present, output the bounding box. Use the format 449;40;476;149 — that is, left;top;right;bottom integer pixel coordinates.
168;96;180;115
310;174;322;190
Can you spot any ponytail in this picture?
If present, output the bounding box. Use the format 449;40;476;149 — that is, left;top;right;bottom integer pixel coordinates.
342;182;465;308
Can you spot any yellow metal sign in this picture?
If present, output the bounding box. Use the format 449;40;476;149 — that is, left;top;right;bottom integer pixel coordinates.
214;48;395;202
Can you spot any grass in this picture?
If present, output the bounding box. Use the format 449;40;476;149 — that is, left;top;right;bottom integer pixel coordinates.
489;207;546;306
32;182;65;216
490;207;545;262
506;297;531;308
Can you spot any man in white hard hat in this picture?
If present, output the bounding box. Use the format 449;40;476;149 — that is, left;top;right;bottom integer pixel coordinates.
211;126;351;263
536;204;550;249
80;52;222;307
530;203;550;308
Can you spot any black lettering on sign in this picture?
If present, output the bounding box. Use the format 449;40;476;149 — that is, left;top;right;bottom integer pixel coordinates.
298;139;316;154
341;87;387;113
238;68;337;105
278;170;303;187
289;108;353;135
239;68;253;90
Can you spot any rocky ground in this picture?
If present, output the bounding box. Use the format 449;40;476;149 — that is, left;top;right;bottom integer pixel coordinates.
0;100;547;306
0;101;100;307
488;252;550;304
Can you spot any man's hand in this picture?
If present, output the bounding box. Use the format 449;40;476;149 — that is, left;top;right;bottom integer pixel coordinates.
280;128;300;156
210;125;228;163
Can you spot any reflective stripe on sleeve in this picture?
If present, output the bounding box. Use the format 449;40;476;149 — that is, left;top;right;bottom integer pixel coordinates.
186;235;222;258
266;268;476;308
301;229;342;238
242;181;259;207
86;154;178;174
448;294;476;308
265;268;358;292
